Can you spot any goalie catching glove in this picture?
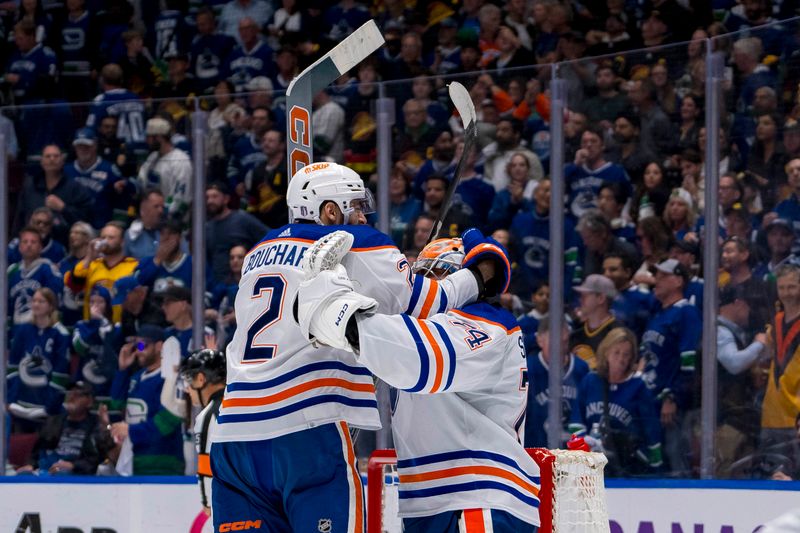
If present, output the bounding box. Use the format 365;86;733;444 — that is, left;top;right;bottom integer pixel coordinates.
297;264;378;351
461;228;511;296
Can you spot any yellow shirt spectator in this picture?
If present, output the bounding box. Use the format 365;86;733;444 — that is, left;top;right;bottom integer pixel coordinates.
65;221;138;322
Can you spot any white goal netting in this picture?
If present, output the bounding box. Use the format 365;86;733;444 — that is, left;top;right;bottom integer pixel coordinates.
366;448;610;533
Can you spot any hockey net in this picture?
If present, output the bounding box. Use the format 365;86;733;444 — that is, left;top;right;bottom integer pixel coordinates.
366;448;610;533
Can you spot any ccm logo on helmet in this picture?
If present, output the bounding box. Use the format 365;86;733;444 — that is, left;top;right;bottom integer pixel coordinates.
219;520;262;532
335;303;349;326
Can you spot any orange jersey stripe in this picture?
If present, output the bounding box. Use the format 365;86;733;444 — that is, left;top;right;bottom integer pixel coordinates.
222;378;375;408
416;319;445;393
450;309;521;335
418;278;439;319
197;453;212;477
462;509;487;533
400;465;540;497
340;421;365;532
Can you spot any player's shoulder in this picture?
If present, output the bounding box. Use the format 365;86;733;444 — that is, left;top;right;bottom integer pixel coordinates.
257;224;394;250
453;301;520;335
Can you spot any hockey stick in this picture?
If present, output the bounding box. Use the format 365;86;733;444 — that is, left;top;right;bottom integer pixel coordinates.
427;81;478;243
285;20;385;177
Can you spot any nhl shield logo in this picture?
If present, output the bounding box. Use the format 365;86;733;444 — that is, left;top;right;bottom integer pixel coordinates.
317;518;332;532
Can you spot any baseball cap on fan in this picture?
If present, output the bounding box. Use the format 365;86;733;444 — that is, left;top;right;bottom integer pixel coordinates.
574;274;617;299
654;258;690;283
73;127;97;146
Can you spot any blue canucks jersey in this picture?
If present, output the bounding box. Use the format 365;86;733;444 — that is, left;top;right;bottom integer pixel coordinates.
72;318;115;397
63;157;129;229
517;309;546;356
6;43;58;101
612;285;658;338
86;89;147;147
640;299;701;408
510;208;580;298
59;11;94;76
523;352;589;448
564;162;631;219
111;367;184;475
7;322;70;416
224;40;275;93
190;32;236;91
452;176;496;229
685;277;704;310
151;10;190;60
8;237;65;265
577;372;662;469
226;133;267;188
7;259;63;326
136;253;192;294
773;196;800;253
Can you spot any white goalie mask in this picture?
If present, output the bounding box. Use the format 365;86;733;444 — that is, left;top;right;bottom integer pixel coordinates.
286;162;375;224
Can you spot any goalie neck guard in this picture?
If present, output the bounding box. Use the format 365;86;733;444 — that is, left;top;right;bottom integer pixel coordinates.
287;162;375;224
412;238;464;280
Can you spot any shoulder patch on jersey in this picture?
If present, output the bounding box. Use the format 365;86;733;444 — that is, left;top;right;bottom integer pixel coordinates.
455;302;521;333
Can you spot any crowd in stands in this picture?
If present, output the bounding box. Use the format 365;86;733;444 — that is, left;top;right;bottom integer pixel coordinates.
3;0;800;481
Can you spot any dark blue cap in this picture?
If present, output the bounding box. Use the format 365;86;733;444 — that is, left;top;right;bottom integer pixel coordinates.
73;127;97;146
134;323;166;343
112;275;142;305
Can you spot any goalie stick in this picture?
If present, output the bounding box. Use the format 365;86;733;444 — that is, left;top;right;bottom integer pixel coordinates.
427;81;478;243
285;20;385;177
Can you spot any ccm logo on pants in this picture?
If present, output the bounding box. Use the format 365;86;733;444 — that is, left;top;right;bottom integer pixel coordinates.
219;520;262;532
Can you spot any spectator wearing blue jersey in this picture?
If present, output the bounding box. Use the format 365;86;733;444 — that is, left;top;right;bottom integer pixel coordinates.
411;129;455;200
151;1;191;62
8;227;64;328
4;19;58;103
663;188;697;242
517;280;550;356
487;152;535;232
65;128;133;229
7;287;71;434
731;37;777;115
8;207;66;265
208;244;246;350
109;323;184;475
218;0;273;43
772;159;800;249
669;238;704;310
55;0;98;103
565;126;631;220
603;252;657;338
160;285;197;359
136;218;192;295
87;64;148;159
754;219;800;284
511;178;581;298
598;182;636;245
323;0;371;44
577;327;663;476
72;286;115;401
227;106;270;195
224;17;275;93
447;141;495;227
641;258;701;476
190;8;236;93
524;319;589;448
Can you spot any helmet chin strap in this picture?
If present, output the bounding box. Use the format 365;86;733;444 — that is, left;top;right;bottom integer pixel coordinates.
189;381;210;407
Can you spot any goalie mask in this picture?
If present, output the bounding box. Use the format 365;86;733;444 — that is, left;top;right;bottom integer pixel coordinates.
412;238;464;280
286;162;375;224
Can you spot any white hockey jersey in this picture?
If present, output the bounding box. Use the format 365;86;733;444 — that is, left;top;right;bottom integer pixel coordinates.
212;224;479;443
354;301;540;526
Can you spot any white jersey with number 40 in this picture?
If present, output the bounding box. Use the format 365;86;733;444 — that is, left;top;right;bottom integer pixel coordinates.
212;223;480;443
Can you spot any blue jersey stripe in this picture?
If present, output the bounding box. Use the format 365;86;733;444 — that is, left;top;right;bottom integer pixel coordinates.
437;285;448;314
217;395;378;424
226;361;372;392
399;480;540;508
401;315;430;393
432;322;456;391
397;449;539;484
406;275;424;314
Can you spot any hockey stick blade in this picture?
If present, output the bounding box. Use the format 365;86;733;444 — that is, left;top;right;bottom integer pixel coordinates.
285;20;385;177
427;81;478;244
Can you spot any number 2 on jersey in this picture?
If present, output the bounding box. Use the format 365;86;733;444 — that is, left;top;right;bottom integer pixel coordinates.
243;274;286;363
